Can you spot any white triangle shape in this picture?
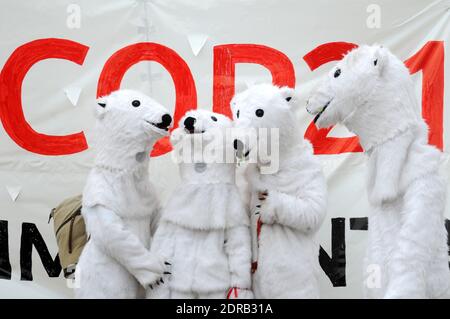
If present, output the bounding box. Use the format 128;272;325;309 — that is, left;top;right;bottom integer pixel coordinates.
6;186;21;202
64;87;82;106
187;34;208;56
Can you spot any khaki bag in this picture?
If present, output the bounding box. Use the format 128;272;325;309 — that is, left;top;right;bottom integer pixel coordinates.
49;195;87;278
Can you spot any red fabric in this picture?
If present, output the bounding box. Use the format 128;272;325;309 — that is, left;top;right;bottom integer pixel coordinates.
0;38;89;155
97;42;197;157
226;287;238;299
250;217;263;274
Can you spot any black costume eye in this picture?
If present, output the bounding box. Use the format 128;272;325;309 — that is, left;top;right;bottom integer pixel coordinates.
236;110;240;119
334;68;341;78
211;116;217;122
132;100;140;107
255;109;264;117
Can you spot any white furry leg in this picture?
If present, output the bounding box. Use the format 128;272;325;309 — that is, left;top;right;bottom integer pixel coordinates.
363;207;400;299
198;291;226;299
165;290;226;299
170;290;196;299
384;176;446;299
146;284;170;299
363;255;386;299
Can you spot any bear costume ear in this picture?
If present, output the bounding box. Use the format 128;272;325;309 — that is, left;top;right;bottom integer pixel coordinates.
279;87;299;110
95;96;108;119
373;45;387;76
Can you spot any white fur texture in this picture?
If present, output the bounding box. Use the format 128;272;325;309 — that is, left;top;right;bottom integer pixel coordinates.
307;45;450;298
231;84;327;298
147;110;252;299
75;90;171;299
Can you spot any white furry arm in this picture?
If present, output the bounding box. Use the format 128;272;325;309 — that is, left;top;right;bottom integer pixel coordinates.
224;225;252;289
262;174;327;233
147;221;176;299
83;205;165;287
150;206;162;237
150;221;176;262
368;129;414;205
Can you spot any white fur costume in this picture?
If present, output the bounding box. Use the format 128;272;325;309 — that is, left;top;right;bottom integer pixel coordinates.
75;90;172;299
231;84;327;298
307;45;450;298
147;110;253;299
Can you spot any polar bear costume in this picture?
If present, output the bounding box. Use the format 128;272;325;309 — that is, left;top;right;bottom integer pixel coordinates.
231;84;327;299
75;90;172;299
147;110;253;299
306;45;450;299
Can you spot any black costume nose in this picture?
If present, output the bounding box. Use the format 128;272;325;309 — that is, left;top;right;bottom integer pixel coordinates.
154;113;172;130
184;116;196;131
233;139;244;151
161;114;172;127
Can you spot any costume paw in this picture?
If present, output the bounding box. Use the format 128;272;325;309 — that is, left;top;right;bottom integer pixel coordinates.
257;190;268;201
227;287;254;299
137;257;169;287
163;261;172;277
259;210;276;224
257;190;276;224
146;281;170;299
146;260;172;298
148;276;165;290
138;270;164;288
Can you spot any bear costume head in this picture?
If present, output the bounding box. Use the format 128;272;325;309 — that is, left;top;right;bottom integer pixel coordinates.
306;44;421;151
163;109;246;230
172;109;232;139
230;84;301;169
170;109;234;166
93;89;172;169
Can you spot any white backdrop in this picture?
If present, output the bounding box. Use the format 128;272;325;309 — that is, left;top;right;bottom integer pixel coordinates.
0;0;448;298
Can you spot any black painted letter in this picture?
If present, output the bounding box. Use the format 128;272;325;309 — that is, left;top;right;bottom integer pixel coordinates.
20;223;61;281
0;220;11;280
319;218;346;287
